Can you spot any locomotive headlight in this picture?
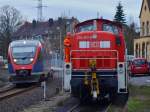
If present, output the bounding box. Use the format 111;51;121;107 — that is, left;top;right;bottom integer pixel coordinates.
14;59;17;62
119;64;124;73
30;58;34;62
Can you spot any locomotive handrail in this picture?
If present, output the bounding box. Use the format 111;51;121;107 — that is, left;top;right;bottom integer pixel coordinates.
72;68;117;71
71;58;117;59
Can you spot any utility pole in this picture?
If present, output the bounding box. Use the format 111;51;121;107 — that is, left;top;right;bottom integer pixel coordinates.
57;27;63;93
97;11;99;19
37;0;46;21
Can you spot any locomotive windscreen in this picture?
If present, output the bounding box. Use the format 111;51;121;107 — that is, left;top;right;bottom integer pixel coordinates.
75;20;97;32
102;23;119;34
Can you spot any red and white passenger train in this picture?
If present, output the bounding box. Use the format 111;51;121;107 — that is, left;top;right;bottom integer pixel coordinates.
8;40;50;84
64;19;128;101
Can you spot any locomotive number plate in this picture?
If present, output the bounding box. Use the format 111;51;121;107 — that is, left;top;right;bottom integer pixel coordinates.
90;42;99;48
79;41;110;48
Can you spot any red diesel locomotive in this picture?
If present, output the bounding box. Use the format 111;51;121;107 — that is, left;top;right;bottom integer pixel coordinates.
8;40;50;84
64;19;128;101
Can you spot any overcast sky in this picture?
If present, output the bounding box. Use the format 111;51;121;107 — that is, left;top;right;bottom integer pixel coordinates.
0;0;142;25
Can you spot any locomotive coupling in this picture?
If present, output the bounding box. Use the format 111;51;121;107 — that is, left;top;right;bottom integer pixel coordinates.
91;72;99;98
89;60;100;99
84;72;89;85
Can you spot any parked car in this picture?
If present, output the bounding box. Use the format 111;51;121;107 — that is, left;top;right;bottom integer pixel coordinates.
129;58;149;76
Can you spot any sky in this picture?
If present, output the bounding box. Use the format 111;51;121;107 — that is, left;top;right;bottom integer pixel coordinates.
0;0;142;26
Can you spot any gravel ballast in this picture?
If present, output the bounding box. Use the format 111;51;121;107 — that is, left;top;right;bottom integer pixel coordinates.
0;72;62;112
22;93;70;112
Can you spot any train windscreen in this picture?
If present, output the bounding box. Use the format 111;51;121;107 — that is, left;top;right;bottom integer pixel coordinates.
12;46;36;58
11;46;36;64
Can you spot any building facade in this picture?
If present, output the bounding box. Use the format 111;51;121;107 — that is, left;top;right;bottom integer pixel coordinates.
13;17;78;56
134;0;150;61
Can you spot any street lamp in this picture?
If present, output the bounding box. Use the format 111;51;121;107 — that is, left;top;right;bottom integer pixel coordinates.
57;26;64;93
57;27;62;58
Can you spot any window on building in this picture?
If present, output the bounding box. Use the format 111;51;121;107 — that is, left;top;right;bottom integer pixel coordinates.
147;21;149;36
145;6;147;11
142;22;145;36
142;43;145;58
136;44;138;57
139;44;141;57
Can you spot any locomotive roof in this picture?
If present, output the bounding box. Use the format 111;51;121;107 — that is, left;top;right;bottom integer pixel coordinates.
75;18;122;28
10;40;41;47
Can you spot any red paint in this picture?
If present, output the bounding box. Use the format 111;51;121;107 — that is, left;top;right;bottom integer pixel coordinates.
8;42;42;72
64;19;126;70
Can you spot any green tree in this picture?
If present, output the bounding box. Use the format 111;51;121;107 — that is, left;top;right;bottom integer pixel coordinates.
114;2;126;24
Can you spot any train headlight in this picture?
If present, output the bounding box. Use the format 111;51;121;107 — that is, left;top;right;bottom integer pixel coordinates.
30;58;34;62
14;59;17;62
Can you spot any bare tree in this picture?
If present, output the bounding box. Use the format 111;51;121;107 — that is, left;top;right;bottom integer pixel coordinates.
0;5;23;57
124;22;139;55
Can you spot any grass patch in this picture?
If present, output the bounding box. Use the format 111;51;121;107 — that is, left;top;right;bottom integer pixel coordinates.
107;85;150;112
128;98;150;112
127;85;150;112
107;105;123;112
129;84;150;97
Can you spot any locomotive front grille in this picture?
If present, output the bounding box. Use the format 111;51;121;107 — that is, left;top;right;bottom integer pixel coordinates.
71;50;118;70
78;56;114;69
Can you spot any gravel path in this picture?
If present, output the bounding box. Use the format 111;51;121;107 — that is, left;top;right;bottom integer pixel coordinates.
129;75;150;86
0;69;9;88
22;93;70;112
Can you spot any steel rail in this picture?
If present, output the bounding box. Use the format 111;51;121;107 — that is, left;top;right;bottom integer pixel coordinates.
67;102;112;112
0;85;15;94
103;103;112;112
67;103;80;112
0;85;38;101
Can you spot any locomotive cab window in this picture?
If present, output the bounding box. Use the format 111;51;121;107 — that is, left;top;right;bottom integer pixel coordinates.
102;24;119;34
76;23;96;32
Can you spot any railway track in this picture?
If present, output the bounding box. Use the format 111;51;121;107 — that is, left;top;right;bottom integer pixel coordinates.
0;84;15;93
0;85;38;101
67;102;111;112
